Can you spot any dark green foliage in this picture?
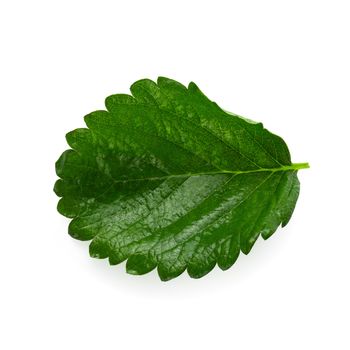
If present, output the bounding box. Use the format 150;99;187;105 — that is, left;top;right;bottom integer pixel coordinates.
54;77;308;281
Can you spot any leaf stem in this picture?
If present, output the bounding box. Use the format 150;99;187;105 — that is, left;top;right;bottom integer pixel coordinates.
290;162;310;170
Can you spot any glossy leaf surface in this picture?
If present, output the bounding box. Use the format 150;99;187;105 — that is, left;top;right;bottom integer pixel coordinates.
54;77;308;280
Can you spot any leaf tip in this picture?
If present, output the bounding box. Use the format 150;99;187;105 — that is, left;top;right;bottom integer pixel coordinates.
188;81;199;91
126;254;157;276
261;228;278;240
156;76;187;91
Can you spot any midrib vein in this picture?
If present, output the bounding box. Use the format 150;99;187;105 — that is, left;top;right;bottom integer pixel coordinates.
112;163;309;184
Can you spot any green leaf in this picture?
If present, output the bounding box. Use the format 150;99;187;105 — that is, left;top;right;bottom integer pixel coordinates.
54;77;308;281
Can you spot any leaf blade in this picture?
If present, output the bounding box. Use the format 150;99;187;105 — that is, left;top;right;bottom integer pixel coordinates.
55;77;307;280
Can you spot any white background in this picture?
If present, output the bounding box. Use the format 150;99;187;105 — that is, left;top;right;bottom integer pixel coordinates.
1;1;349;349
